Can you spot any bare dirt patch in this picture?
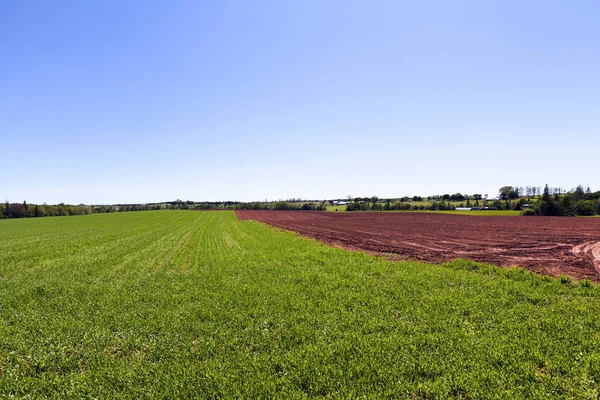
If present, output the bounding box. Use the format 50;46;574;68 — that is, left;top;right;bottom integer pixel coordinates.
572;241;600;273
236;211;600;282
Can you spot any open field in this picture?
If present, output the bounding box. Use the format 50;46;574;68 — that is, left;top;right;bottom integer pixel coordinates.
236;210;600;282
3;211;600;397
424;209;521;216
328;209;521;216
325;205;347;212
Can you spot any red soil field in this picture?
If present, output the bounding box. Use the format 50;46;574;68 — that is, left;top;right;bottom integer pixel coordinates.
235;210;600;282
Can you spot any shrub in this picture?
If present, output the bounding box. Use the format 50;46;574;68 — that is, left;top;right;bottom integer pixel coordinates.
521;209;535;216
575;200;596;216
535;200;563;216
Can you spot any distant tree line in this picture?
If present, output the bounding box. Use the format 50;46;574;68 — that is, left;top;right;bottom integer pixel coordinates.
173;199;327;211
0;201;166;219
3;185;598;220
346;197;458;212
531;184;600;216
344;184;600;216
0;201;94;218
491;184;600;216
0;199;327;219
235;201;326;211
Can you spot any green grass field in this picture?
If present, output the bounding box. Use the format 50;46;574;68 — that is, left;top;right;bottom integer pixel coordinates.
326;208;520;216
1;211;600;398
326;205;347;212
426;209;521;216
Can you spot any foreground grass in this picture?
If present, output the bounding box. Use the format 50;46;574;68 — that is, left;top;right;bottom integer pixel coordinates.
1;211;599;398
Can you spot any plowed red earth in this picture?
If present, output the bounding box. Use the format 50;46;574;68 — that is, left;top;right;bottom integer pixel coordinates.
235;210;600;282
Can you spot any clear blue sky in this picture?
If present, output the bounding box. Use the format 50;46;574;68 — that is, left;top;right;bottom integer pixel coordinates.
2;1;599;204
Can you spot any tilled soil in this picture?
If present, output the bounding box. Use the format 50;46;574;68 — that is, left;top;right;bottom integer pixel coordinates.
235;210;600;282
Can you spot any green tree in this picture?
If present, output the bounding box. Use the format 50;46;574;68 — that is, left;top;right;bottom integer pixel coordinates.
575;200;595;216
499;186;513;198
537;185;562;216
572;185;585;203
560;194;574;216
371;196;378;210
541;184;551;202
450;193;465;201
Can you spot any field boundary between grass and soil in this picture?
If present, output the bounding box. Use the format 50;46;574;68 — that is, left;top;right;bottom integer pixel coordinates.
235;209;600;282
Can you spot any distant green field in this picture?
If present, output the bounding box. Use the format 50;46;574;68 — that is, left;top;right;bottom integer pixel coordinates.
326;205;347;212
427;209;521;216
328;208;521;216
1;211;599;398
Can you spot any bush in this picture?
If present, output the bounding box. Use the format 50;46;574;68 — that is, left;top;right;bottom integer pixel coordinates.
521;209;535;216
535;200;563;216
575;200;596;216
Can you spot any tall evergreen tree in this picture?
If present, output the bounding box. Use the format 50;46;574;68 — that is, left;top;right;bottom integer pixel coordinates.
542;184;551;202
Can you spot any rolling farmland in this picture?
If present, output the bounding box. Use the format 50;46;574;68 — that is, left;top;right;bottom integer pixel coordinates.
236;210;600;282
2;211;600;397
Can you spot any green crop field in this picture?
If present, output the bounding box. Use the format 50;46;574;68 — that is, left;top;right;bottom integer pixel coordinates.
326;205;347;212
426;210;521;216
1;211;600;398
328;209;520;216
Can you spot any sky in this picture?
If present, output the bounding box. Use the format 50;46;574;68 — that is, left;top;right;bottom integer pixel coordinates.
1;1;599;204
